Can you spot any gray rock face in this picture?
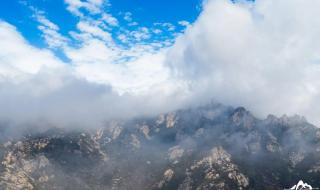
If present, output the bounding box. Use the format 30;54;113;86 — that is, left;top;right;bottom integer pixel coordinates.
1;104;320;190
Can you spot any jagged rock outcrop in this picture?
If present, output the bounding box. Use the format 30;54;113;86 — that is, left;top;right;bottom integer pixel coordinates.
1;104;320;190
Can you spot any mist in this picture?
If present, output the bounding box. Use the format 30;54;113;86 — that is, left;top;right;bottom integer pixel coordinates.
2;1;320;189
1;0;320;130
166;0;320;125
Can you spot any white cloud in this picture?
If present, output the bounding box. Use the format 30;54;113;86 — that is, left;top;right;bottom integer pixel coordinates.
65;39;117;64
76;21;113;42
123;12;133;22
35;14;68;48
0;72;180;129
74;49;172;95
129;27;151;41
128;21;138;26
36;14;59;30
118;34;128;43
153;22;178;36
3;0;320;130
64;0;105;16
0;21;63;80
123;12;139;26
101;13;118;27
160;22;176;31
167;0;320;124
152;29;162;34
0;20;183;129
178;20;190;27
0;1;183;129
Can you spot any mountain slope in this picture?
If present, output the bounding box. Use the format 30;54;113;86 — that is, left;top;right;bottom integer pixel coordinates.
1;104;320;190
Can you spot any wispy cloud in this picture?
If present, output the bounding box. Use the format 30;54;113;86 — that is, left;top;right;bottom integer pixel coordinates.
2;0;320;129
35;13;69;48
64;0;106;17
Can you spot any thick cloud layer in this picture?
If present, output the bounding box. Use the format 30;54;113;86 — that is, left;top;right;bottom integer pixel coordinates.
1;0;320;129
0;22;186;129
167;0;320;125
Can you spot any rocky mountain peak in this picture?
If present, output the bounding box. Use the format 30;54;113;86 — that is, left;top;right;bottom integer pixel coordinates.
230;107;255;129
0;104;319;190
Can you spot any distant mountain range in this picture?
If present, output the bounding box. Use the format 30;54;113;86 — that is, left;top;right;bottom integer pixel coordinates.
1;104;320;190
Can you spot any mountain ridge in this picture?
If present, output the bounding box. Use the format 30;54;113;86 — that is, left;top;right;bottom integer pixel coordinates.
1;104;320;190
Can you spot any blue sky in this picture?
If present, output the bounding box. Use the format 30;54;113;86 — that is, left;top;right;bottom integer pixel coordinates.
0;0;206;96
0;0;202;56
1;0;320;126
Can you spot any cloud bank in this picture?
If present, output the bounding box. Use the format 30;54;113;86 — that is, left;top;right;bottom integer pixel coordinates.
1;0;320;129
167;0;320;124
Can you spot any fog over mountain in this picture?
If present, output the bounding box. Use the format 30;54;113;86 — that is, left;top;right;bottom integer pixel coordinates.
1;0;320;129
1;0;320;189
1;104;320;190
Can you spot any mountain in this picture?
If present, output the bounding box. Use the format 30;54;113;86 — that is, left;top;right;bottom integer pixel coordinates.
1;104;320;190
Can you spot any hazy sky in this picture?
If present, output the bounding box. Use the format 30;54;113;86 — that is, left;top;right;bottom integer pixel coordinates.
1;0;320;128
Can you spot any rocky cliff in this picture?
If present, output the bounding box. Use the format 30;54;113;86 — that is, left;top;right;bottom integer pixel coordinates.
1;104;320;190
